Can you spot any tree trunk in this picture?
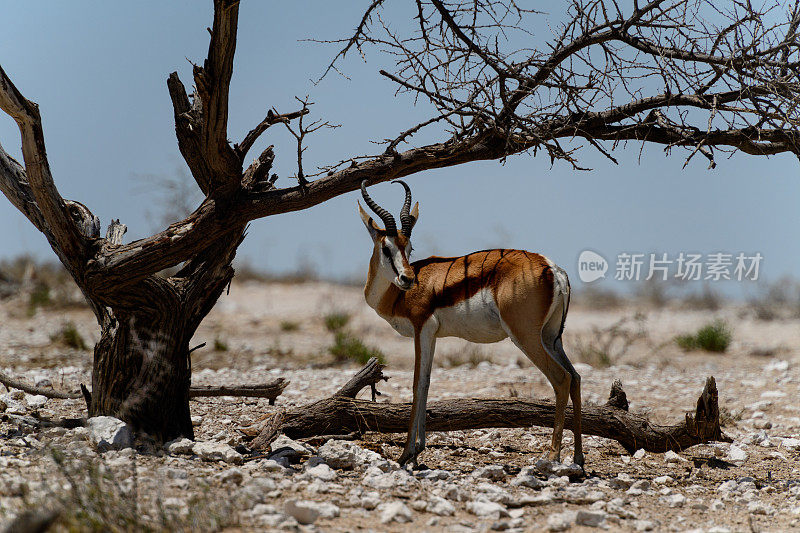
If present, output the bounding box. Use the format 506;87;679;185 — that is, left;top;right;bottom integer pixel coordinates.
89;308;195;442
85;229;243;442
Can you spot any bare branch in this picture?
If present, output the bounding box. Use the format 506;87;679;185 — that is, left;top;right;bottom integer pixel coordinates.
236;108;309;159
0;65;90;265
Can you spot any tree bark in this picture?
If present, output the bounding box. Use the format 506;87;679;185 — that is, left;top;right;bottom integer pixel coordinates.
255;360;728;454
89;296;195;441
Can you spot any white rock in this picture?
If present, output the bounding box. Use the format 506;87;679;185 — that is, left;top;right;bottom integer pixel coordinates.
781;438;800;451
467;500;509;519
633;520;657;531
609;473;634;490
512;468;546;489
378;501;413;524
536;458;583;478
416;469;451;480
26;395;47;410
473;465;506;481
576;509;607;528
285;500;326;525
86;416;133;452
518;489;556;507
633;449;646;460
761;390;786;399
216;467;244;484
727;445;748;463
271;435;312;455
305;463;337;481
317;439;384;470
607;499;637;519
193;441;243;464
764;360;789;372
165;438;195;455
663;450;686;463
747;502;774;515
547;511;576;532
363;468;414;490
665;493;686;508
653;476;673;485
428;496;455;516
190;415;203;426
475;482;514;505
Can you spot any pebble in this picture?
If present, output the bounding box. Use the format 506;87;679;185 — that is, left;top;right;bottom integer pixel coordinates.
663;450;686;463
284;499;324;525
165;438;195;455
633;449;646;460
576;509;607;528
216;467;244;484
466;500;510;519
665;493;686;508
378;501;413;524
547;510;576;531
633;519;657;531
511;468;546;489
536;459;583;478
193;441;243;464
304;463;337;481
727;445;748;463
86;416;134;452
473;464;506;481
747;502;775;515
25;395;47;410
415;468;451;480
428;496;456;516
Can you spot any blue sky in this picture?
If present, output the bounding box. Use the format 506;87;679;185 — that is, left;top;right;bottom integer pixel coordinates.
1;2;797;297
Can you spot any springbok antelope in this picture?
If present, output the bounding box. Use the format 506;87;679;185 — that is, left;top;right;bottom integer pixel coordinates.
358;179;582;467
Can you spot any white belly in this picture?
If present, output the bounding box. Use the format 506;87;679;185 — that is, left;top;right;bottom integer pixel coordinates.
434;289;507;343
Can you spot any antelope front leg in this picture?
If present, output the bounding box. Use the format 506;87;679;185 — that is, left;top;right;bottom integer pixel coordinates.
398;321;437;466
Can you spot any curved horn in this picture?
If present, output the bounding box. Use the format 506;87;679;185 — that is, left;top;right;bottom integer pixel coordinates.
361;180;397;235
392;179;414;237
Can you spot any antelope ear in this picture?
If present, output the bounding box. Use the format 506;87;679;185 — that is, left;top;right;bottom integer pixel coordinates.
358;202;382;241
409;201;419;227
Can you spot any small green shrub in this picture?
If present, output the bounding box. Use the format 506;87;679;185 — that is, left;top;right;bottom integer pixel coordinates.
675;320;732;352
329;332;385;365
324;312;350;332
51;322;88;351
213;337;228;351
280;320;300;332
27;281;51;316
439;346;491;368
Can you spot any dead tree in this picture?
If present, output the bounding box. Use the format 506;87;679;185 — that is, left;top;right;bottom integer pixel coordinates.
252;359;727;454
0;0;797;441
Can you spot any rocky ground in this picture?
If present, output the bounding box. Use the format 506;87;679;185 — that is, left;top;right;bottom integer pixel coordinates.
1;280;799;531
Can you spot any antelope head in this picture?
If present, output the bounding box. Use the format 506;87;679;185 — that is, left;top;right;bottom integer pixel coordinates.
358;179;419;290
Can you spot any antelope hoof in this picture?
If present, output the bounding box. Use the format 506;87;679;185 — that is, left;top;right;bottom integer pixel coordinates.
397;449;416;466
574;452;585;469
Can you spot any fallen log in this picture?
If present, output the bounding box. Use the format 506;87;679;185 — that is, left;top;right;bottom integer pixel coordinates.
0;370;289;404
188;379;289;404
254;358;729;454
